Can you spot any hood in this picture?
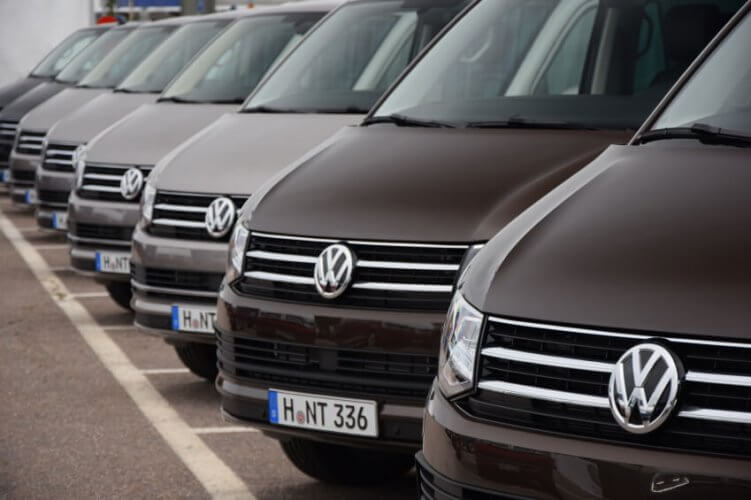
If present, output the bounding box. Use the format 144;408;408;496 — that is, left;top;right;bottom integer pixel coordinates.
0;77;46;110
249;125;628;242
18;87;109;132
0;81;69;122
150;112;358;195
46;91;157;144
463;143;751;340
86;102;234;165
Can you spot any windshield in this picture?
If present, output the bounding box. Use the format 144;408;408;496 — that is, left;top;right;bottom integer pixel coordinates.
373;0;741;129
117;20;230;93
55;28;133;84
244;0;469;114
161;13;323;104
31;28;103;78
653;11;751;133
77;25;177;89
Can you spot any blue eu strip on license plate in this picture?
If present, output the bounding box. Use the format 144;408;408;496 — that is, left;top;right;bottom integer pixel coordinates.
268;390;279;423
95;252;102;271
171;306;179;331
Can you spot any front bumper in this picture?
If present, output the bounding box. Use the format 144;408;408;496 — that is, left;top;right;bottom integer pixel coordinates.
215;282;445;451
131;224;226;344
421;381;751;500
9;151;40;205
36;168;74;230
68;190;139;283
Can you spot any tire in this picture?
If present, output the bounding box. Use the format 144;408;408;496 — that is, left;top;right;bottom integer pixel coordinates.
106;281;133;311
174;343;218;381
280;438;414;484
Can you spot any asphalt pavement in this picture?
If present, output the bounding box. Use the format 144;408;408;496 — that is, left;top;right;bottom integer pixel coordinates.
0;194;416;500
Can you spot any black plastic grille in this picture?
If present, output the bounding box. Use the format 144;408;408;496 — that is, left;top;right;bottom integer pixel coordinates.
38;189;70;204
0;121;15;166
464;319;751;457
70;222;133;241
41;142;78;172
235;233;468;312
9;168;35;183
131;263;222;293
147;191;247;242
217;330;437;400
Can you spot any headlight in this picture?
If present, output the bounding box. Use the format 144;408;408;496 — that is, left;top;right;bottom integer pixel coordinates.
73;144;87;190
438;293;483;399
226;222;249;282
141;183;156;225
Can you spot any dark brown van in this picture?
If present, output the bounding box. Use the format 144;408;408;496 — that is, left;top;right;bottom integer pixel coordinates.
420;2;751;498
215;0;740;484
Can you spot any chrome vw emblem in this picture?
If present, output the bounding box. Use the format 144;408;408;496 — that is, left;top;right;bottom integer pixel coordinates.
314;244;354;299
609;343;682;434
120;167;144;200
205;197;236;238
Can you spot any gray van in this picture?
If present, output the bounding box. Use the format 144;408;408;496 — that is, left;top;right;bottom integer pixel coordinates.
35;13;239;231
131;0;469;380
9;18;189;206
67;1;336;309
0;24;113;186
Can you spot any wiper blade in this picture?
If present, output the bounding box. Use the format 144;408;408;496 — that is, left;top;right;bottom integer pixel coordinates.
465;116;596;130
114;87;139;94
635;123;751;147
157;95;198;104
204;98;245;105
362;113;457;128
241;105;297;114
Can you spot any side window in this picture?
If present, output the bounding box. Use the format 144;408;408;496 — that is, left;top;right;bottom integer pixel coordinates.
633;2;666;92
535;7;597;95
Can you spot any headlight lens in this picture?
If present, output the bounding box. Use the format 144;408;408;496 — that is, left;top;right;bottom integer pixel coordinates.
226;222;250;282
438;293;483;399
73;144;87;190
141;183;156;224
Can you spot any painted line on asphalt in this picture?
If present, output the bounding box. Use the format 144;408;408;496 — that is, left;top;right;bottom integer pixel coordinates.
193;426;259;435
0;211;254;500
142;368;191;375
70;292;110;299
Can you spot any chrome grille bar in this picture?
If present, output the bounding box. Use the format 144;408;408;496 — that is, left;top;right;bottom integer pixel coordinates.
151;218;205;229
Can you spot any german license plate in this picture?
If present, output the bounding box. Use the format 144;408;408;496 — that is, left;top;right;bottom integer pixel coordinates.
269;389;378;437
52;211;68;230
24;189;37;204
171;305;216;334
95;251;130;274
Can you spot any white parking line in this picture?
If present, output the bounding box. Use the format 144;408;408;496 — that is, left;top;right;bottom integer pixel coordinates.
70;292;110;299
193;427;259;435
142;368;191;375
0;211;254;500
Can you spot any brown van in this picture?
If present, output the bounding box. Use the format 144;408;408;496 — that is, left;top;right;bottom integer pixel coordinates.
419;2;751;498
214;0;740;484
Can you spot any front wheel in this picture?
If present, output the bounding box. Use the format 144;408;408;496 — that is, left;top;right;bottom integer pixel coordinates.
174;343;218;381
105;281;133;310
280;438;414;484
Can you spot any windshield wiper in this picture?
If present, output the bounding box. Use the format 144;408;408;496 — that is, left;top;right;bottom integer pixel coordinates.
204;98;246;105
157;95;199;104
464;116;597;130
635;123;751;147
362;113;457;128
242;105;298;114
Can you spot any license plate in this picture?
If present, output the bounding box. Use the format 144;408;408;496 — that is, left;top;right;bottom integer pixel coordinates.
269;389;378;437
171;305;216;333
95;251;130;274
52;211;68;230
0;170;5;183
24;189;37;204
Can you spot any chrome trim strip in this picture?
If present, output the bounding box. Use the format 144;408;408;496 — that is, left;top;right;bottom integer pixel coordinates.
67;233;131;247
352;282;452;293
488;316;751;350
243;270;315;285
154;203;208;213
478;380;610;409
685;372;751;387
482;347;614;373
45;149;75;157
84;173;122;181
251;231;472;249
131;279;218;298
152;218;205;229
247;250;316;264
357;260;460;271
44;159;73;165
81;185;121;193
678;407;751;425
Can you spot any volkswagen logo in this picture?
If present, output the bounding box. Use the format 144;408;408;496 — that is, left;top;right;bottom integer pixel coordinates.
314;244;354;299
205;197;236;238
608;343;683;434
120;167;144;200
